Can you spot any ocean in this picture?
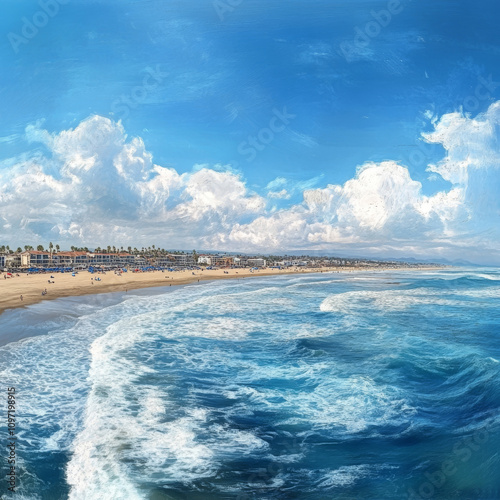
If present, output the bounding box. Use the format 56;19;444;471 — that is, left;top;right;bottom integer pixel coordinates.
1;269;499;500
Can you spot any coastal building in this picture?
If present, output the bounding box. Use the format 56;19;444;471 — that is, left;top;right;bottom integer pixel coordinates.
197;255;212;266
247;258;266;267
87;253;114;266
7;254;21;268
54;251;89;268
87;252;137;268
118;253;136;266
21;250;51;268
211;255;234;267
154;254;195;268
133;255;149;267
0;253;21;270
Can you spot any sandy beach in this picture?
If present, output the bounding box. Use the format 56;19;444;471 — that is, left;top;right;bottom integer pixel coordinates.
0;266;440;315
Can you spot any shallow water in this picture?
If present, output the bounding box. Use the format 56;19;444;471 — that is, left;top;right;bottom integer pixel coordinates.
1;269;499;499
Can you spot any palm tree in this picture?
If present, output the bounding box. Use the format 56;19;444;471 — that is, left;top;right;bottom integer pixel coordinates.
37;245;44;251
55;244;60;253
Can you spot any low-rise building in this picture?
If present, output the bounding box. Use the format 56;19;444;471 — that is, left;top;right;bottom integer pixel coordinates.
247;258;266;268
197;255;212;266
54;251;89;268
211;255;234;267
154;254;195;268
6;254;21;269
21;250;51;268
87;252;137;268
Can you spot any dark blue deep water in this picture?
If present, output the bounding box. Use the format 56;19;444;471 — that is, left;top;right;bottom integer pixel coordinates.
1;269;499;499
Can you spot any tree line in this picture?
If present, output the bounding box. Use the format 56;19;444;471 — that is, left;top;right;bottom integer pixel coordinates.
0;243;197;258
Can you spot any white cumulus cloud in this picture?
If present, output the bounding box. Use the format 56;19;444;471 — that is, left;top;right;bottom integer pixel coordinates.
0;104;499;264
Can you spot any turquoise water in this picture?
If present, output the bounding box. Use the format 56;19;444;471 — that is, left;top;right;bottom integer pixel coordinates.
1;269;499;499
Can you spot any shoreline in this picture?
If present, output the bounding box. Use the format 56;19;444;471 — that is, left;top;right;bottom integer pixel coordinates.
0;266;445;316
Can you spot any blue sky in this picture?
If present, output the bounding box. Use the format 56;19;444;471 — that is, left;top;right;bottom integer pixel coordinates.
1;0;500;262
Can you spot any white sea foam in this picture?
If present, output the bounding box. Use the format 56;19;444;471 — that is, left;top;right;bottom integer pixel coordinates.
319;288;466;314
472;273;500;281
459;287;500;299
303;463;397;491
0;304;131;454
66;315;214;499
281;376;416;434
66;304;272;499
316;465;371;488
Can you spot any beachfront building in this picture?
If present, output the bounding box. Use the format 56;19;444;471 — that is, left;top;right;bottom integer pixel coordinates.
87;253;114;267
4;254;21;269
54;251;89;268
118;253;136;266
86;252;138;268
21;250;51;268
247;258;267;268
197;255;212;266
211;255;234;267
276;259;310;267
154;254;195;268
133;255;149;267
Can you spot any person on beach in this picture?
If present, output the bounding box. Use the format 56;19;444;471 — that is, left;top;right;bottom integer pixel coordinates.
20;295;23;301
